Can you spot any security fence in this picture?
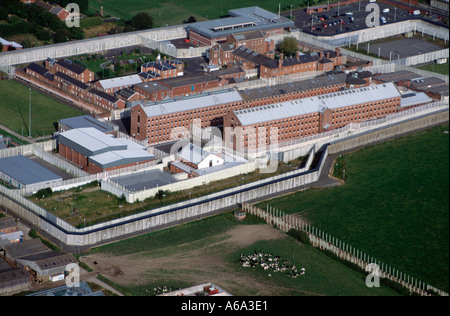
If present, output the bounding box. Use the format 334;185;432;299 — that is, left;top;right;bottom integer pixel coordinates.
242;203;449;297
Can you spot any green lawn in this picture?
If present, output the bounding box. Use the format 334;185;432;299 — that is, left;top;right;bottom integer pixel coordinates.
89;0;299;27
417;63;450;76
85;212;400;296
257;125;450;293
0;80;84;138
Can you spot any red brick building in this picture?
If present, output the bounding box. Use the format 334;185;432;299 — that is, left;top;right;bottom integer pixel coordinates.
130;71;360;145
223;83;403;151
188;7;295;47
58;128;154;174
140;57;184;80
259;49;346;79
45;58;94;83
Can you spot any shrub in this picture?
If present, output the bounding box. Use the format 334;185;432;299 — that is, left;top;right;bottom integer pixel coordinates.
287;228;311;245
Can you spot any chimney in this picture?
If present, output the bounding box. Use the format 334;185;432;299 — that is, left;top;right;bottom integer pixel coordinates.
326;51;330;59
279;53;284;68
296;50;300;60
335;48;341;57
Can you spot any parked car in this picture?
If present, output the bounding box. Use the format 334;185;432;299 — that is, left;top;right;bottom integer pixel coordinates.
413;10;421;15
382;8;390;13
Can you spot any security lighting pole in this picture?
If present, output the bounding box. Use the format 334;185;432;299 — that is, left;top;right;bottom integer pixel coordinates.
29;88;31;138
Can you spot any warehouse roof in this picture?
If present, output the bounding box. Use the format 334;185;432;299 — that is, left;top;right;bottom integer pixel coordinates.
188;6;294;39
58;115;115;133
97;74;142;90
400;92;433;108
234;82;401;126
89;149;154;169
0;155;62;186
58;128;127;157
16;252;76;273
141;88;243;117
2;239;49;260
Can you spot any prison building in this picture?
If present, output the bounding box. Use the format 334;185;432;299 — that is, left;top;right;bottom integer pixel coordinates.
134;72;224;101
45;58;94;83
239;72;349;106
53;71;90;99
188;6;295;47
57;127;154;173
130;72;366;145
92;74;143;94
141;58;183;80
169;143;225;177
224;82;403;151
24;62;54;82
57;115;117;134
1;239;77;283
130;88;244;144
209;30;275;67
0;257;31;295
0;155;63;189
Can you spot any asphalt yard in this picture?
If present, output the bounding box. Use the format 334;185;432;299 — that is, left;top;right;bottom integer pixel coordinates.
285;0;422;36
363;37;445;59
109;169;178;192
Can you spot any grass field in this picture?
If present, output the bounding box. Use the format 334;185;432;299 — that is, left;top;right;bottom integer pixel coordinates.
417;63;450;76
257;124;449;292
89;0;298;27
0;80;84;138
82;212;400;296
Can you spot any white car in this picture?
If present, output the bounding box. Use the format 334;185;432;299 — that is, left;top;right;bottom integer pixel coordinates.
369;0;376;2
382;8;390;13
413;10;421;15
380;17;386;23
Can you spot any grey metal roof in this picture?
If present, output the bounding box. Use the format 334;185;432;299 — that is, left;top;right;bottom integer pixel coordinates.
400;92;432;108
89;149;155;169
238;72;347;101
188;6;294;39
59;115;115;133
234;82;401;126
110;169;177;192
141;88;243;117
0;155;62;186
58;128;126;157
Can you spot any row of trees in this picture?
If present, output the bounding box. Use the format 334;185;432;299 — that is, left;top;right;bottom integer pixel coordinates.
0;0;84;45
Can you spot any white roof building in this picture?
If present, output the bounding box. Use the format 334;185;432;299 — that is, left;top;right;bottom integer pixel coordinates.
233;82;402;126
97;74;143;91
178;143;224;169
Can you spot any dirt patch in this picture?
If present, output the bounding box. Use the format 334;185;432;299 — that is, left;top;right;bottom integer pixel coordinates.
80;224;289;295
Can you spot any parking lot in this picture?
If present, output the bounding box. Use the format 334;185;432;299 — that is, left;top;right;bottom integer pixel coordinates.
284;0;444;36
363;37;445;59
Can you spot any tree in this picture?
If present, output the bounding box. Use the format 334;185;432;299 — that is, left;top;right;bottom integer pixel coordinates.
130;12;153;31
184;16;197;24
279;36;298;56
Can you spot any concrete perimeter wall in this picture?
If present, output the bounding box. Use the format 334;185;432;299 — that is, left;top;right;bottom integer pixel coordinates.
0;25;188;70
1;108;448;249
